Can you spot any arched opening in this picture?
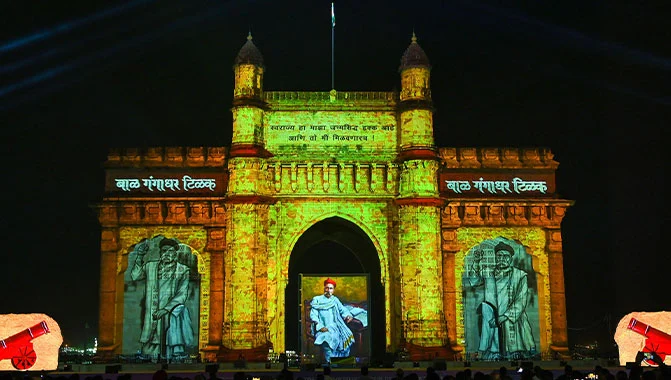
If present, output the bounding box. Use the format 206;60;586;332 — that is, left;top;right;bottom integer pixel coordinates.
285;217;385;364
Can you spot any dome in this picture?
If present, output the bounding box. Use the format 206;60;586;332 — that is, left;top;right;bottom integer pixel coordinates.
234;33;264;66
399;32;430;71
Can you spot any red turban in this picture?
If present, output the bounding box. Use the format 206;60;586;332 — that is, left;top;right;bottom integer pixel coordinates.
324;278;337;288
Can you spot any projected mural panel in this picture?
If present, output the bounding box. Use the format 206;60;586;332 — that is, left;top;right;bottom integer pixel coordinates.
462;237;540;360
122;235;201;361
300;274;370;365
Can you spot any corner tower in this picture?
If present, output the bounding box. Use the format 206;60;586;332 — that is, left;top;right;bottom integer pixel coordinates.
397;32;438;198
228;33;272;197
395;33;448;352
231;33;267;155
398;32;434;153
221;34;273;355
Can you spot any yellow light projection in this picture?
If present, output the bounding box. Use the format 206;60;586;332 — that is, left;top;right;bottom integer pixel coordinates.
233;64;263;99
400;109;434;148
232;106;264;145
264;199;391;353
398;205;446;347
96;34;573;363
227;157;270;196
398;159;439;198
454;227;550;354
400;67;431;101
223;203;270;349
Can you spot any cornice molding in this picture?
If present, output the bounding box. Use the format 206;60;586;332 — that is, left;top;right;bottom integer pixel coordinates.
438;147;559;170
441;200;572;228
105;147;227;168
94;200;226;226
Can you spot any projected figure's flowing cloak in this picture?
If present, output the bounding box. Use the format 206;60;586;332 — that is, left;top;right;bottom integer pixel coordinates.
310;294;354;362
131;259;195;357
476;267;535;359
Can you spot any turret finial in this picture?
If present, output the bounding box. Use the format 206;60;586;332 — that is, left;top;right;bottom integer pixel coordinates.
411;30;417;43
247;31;253;41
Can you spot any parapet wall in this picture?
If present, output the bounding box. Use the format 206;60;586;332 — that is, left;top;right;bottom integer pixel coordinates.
439;147;559;169
105;147;228;168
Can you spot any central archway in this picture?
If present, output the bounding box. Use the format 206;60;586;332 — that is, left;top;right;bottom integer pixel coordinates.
285;217;385;363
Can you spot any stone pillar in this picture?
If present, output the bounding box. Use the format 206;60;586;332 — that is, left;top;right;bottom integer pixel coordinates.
223;203;269;351
98;226;120;354
202;226;226;361
398;204;447;347
546;227;570;358
441;227;462;353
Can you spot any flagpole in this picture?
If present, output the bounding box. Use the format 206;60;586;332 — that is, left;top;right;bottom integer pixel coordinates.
331;2;335;90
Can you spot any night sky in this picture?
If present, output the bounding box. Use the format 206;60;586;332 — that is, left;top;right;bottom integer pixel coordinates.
0;1;667;353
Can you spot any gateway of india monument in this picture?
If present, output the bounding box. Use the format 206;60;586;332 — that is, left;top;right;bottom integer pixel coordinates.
94;33;572;365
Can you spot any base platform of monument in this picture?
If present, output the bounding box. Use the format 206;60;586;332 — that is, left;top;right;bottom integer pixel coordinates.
47;359;623;378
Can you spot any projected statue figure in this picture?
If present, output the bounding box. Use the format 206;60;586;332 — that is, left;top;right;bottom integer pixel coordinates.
130;238;195;360
469;240;536;360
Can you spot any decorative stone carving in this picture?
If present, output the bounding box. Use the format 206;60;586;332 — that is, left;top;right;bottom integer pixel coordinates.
547;229;564;253
462;203;484;225
186;147;206;166
188;202;211;224
441;229;459;251
485;203;506;225
122;148;141;164
165;147;184;164
459;148;481;168
521;148;542;167
107;148;122;163
143;202;163;223
207;228;226;250
100;228;119;252
438;147;459;168
501;148;522;168
144;147;163;165
552;206;568;224
529;205;551;226
165;201;187;224
98;204;119;226
506;204;528;225
480;148;502;168
118;203;141;223
541;149;560;168
207;147;226;166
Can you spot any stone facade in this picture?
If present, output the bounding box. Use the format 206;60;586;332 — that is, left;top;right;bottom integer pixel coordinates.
94;34;572;362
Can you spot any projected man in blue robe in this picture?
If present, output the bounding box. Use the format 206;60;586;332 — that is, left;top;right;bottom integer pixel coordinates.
310;278;355;364
471;241;536;360
131;238;195;359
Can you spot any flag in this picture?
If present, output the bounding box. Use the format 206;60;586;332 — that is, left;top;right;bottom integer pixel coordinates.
331;2;335;28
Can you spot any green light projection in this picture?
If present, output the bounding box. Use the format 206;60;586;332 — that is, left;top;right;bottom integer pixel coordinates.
400;109;434;148
227;157;270;196
233;64;263;99
224;204;268;349
264;111;398;160
232;106;264;145
264;199;391;353
224;203;270;349
398;159;439;198
398;205;446;347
